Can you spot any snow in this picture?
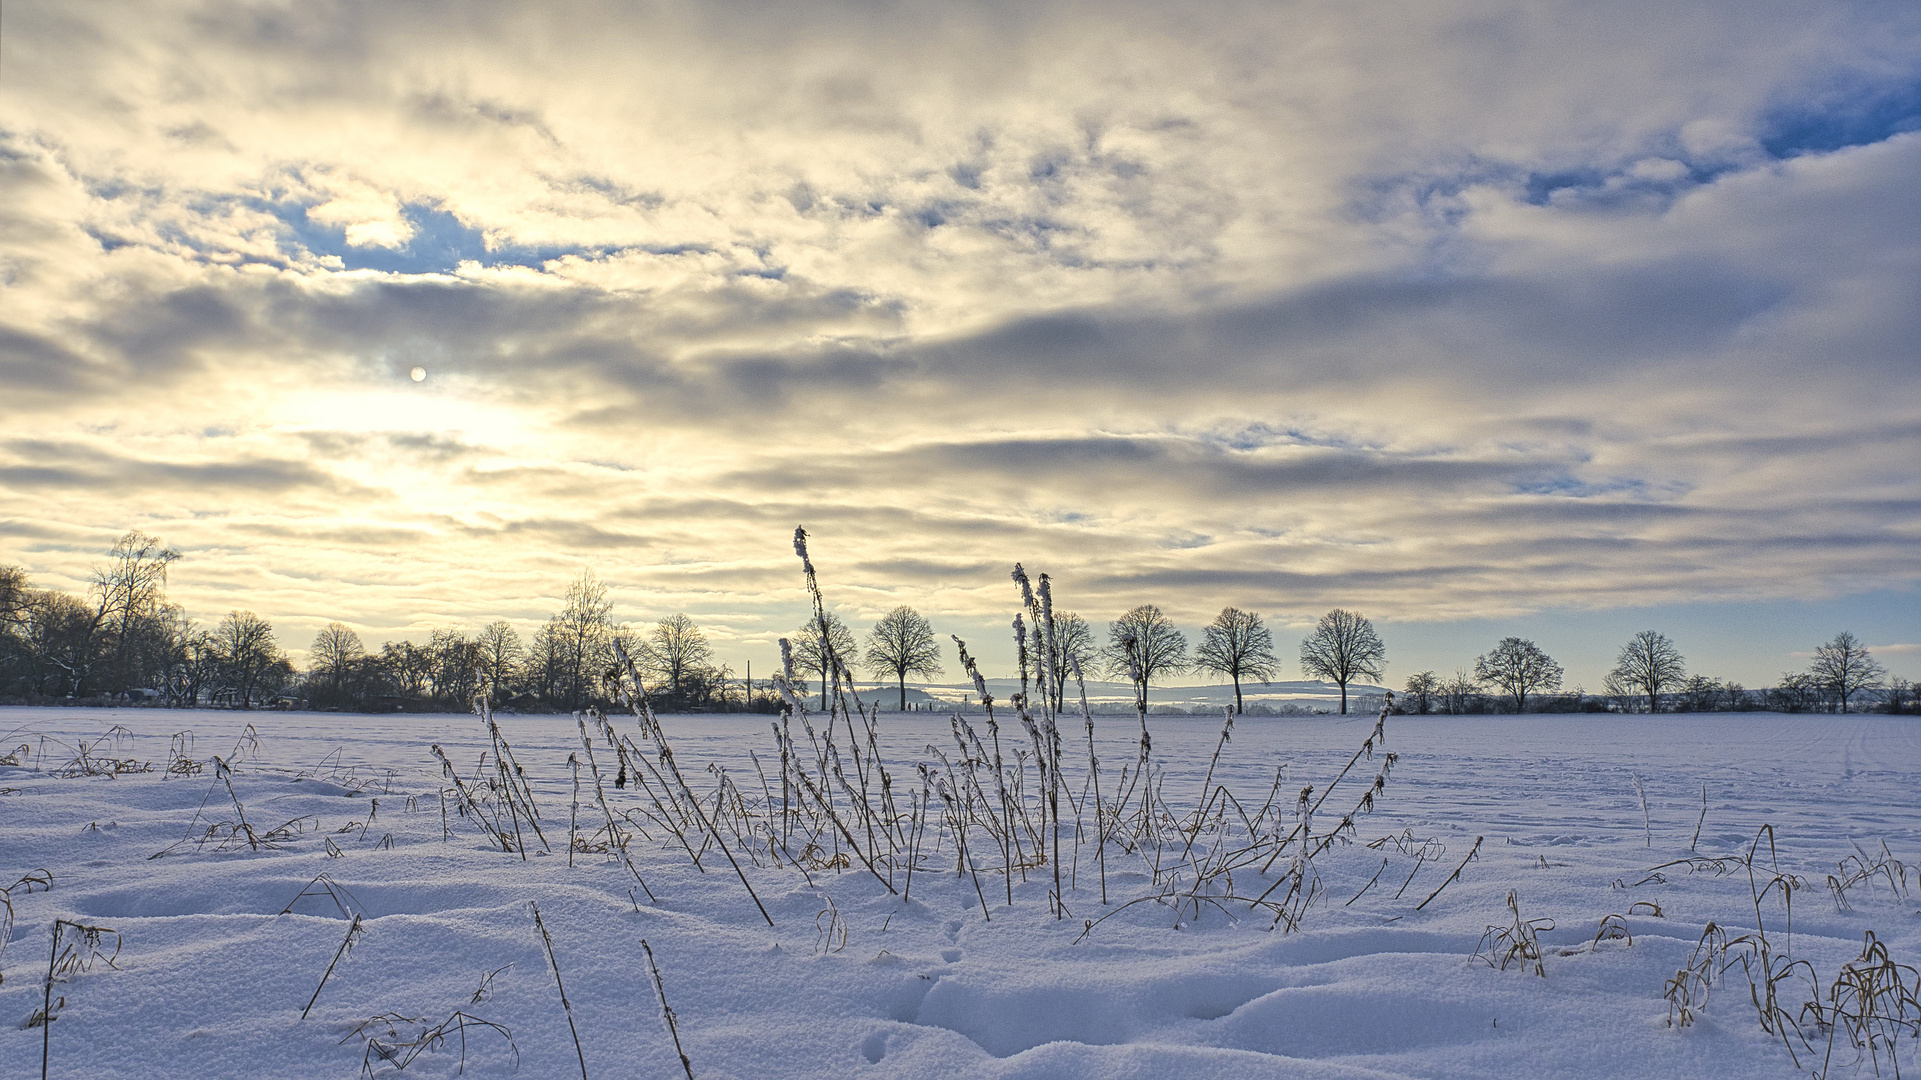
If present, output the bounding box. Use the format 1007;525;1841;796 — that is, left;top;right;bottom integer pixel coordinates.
3;707;1918;1079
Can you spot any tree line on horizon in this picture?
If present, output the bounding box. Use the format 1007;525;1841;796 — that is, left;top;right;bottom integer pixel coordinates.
1;532;1913;715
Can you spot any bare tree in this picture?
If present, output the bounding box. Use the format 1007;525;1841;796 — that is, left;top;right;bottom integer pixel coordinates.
1474;637;1563;713
476;620;524;704
1606;630;1686;713
22;590;95;696
551;571;614;709
380;640;434;700
1194;607;1278;714
864;606;943;711
1721;681;1749;711
1888;675;1915;715
645;613;715;698
214;610;280;709
1042;611;1096;712
525;620;567;705
90;530;181;693
1441;668;1481;714
429;628;481;705
309;623;364;704
1678;674;1722;711
0;564;29;632
1809;631;1887;713
169;624;218;707
792;611;859;709
1103;605;1188;712
1299;609;1385;715
1403;670;1439;714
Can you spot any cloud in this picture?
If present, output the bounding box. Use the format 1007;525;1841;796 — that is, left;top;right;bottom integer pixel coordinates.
0;438;362;498
0;0;1917;674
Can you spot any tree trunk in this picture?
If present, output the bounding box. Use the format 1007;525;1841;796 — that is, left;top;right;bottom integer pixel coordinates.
1232;675;1243;714
898;673;907;712
1338;681;1348;714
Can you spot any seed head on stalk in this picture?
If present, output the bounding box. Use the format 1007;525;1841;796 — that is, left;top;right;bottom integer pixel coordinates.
1011;563;1035;611
776;638;805;710
1013;613;1030;696
954;636;990;701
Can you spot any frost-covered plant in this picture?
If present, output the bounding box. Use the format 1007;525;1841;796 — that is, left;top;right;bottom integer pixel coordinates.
302;914;364;1019
342;1009;517;1079
1827;841;1911;913
1472;891;1553;977
34;918;122;1078
1806;931;1921;1080
0;869;53;987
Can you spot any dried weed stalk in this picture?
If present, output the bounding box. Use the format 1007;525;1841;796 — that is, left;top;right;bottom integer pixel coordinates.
1805;931;1921;1080
530;901;589;1080
643;938;697;1080
280;872;366;920
343;1009;517;1078
1828;841;1912;914
35;919;122;1080
302;914;365;1019
0;870;54;986
1472;891;1552;976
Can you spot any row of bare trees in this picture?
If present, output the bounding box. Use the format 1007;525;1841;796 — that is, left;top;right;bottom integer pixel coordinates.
780;603;1390;716
303;574;740;713
1396;630;1903;714
4;535;1908;715
0;533;293;707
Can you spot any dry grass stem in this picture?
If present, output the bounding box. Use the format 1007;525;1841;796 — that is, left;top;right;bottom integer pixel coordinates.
302;914;365;1019
530;901;589;1080
643;938;697;1080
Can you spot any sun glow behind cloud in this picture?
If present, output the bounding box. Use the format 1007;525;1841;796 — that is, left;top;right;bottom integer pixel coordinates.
1;0;1918;684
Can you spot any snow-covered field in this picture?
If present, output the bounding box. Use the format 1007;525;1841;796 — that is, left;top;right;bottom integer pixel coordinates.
3;706;1918;1079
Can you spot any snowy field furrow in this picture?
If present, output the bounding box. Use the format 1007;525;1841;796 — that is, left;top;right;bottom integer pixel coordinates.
2;708;1918;1079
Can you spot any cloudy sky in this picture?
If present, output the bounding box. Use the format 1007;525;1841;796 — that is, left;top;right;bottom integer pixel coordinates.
2;0;1918;690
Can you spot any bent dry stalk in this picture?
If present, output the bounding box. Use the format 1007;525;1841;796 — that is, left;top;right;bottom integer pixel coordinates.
530;902;589;1080
302;914;365;1019
643;939;698;1080
38;919;122;1080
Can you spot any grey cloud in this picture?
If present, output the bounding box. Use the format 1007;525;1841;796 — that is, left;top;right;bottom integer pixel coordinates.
0;518;94;542
385;432;479;461
1676;421;1921;460
854;557;1002;579
228;521;434;547
0;244;1840;432
0;439;363;497
0;326;102;398
454;517;658;551
727;434;1553;502
296;431;372;457
406;91;559;145
904;259;1799;392
89;285;250;376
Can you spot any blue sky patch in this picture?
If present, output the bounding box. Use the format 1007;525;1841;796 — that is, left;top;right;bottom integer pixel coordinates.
266;199;590;274
1761;72;1921;157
